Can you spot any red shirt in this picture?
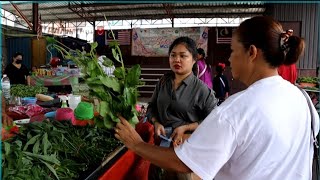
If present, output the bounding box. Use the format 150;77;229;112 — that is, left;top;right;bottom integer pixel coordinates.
278;64;297;84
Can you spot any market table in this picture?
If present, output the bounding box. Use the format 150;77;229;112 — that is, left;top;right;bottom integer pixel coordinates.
30;75;79;86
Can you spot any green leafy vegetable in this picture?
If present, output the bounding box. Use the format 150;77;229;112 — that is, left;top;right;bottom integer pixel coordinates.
10;84;48;98
2;120;122;180
46;30;144;129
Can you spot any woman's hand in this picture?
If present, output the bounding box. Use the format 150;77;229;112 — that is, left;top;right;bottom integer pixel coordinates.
114;115;144;150
2;112;13;127
171;125;189;147
154;121;166;137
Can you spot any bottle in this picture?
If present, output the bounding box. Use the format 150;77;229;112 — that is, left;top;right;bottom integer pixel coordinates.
61;99;68;108
1;74;11;103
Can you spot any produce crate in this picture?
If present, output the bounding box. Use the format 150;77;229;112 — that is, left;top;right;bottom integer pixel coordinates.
85;121;154;180
83;145;128;180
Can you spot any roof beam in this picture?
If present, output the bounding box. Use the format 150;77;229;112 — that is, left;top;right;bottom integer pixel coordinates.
16;5;70;11
10;2;33;30
162;4;175;27
67;2;95;25
84;4;264;14
42;12;262;22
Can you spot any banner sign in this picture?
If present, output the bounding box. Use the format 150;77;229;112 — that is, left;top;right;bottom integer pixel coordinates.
131;27;208;57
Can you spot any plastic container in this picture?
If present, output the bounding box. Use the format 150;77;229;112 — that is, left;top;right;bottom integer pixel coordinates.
44;111;56;120
55;108;75;122
22;97;37;105
99;121;154;180
68;94;81;110
1;74;11;101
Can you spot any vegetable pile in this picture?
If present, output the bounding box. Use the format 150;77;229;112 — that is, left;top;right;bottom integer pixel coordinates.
2;120;122;180
11;84;48;98
297;76;319;84
46;36;144;129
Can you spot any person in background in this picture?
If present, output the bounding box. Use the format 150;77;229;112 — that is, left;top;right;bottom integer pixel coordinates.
146;37;217;180
196;48;213;88
114;16;318;180
278;29;297;84
212;62;230;105
4;52;30;85
96;46;115;77
31;66;37;73
31;66;38;75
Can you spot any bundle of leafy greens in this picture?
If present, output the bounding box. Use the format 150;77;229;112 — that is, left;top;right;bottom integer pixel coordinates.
46;35;144;129
11;84;48;98
2;120;122;180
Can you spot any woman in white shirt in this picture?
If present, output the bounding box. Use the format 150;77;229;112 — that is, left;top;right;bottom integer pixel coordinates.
113;16;318;180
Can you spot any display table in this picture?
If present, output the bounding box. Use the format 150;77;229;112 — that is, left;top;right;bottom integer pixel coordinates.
30;75;79;86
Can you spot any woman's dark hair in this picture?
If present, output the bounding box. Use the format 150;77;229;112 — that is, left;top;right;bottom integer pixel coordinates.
197;48;206;58
235;16;305;67
160;37;198;85
192;63;198;76
168;36;198;61
96;46;105;56
216;65;224;75
13;52;23;59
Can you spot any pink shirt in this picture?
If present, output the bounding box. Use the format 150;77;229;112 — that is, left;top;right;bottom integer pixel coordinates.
197;59;213;89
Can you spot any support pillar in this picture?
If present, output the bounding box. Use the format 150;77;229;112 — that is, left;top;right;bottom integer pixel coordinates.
93;21;96;42
32;3;39;34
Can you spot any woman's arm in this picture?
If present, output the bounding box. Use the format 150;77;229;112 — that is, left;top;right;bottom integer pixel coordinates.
184;122;199;132
2;95;13;127
200;88;218;118
171;122;199;146
147;80;161;124
26;75;31;86
115;116;192;173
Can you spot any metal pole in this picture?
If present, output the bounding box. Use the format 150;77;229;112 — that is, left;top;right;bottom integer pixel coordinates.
93;21;96;42
32;3;39;34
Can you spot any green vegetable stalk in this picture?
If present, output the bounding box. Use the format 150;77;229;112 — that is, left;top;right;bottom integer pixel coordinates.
46;34;144;129
2;120;122;180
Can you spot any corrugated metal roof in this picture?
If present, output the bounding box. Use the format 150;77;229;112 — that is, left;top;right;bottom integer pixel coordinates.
1;2;266;22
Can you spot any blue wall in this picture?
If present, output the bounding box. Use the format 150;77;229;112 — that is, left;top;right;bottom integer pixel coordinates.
6;37;32;70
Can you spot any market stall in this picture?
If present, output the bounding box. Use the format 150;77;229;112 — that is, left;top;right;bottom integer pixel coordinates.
29;66;81;94
30;75;79;86
2;33;151;178
2;89;152;180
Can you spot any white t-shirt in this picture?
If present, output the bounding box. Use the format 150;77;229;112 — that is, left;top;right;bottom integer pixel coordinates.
98;55;115;76
175;76;319;180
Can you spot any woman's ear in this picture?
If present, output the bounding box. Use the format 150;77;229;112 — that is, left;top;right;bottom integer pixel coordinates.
248;45;258;62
